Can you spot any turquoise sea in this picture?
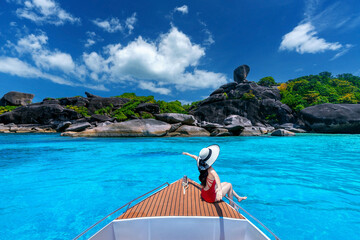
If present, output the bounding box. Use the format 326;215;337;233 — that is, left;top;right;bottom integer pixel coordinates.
0;133;359;240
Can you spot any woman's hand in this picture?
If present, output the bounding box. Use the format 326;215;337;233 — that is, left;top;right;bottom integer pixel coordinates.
216;188;223;201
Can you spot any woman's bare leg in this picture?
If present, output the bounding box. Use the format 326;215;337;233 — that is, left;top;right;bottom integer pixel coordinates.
220;182;233;205
221;182;247;205
221;182;233;198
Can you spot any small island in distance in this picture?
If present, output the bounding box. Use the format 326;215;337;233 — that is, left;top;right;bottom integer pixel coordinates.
1;65;360;136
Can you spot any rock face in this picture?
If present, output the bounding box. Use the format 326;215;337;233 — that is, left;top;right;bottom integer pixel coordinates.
239;127;262;136
65;122;92;132
191;99;294;126
174;125;210;136
62;119;171;137
155;113;196;125
0;103;81;124
90;114;114;122
0;123;56;133
135;103;160;114
224;115;252;128
87;97;129;114
210;128;231;137
276;123;307;133
85;92;102;98
56;121;71;132
169;123;182;132
234;65;250;83
43;98;60;105
200;121;224;130
190;65;296;126
0;91;34;106
271;129;295;136
300;103;360;133
58;97;89;107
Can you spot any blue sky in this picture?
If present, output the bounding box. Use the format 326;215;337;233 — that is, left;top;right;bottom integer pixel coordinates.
0;0;360;103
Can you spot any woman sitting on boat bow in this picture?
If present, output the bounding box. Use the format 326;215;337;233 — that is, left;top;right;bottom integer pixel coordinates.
183;144;247;205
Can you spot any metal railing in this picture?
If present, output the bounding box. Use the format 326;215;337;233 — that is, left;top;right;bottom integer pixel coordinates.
73;182;170;240
224;196;280;240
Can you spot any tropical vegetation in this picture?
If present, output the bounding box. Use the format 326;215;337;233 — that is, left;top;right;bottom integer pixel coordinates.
276;72;360;111
258;76;277;87
65;105;90;117
0;106;17;115
97;93;190;121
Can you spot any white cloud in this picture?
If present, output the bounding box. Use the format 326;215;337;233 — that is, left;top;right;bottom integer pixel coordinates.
0;56;106;90
84;31;103;48
83;52;108;74
280;0;354;59
13;33;76;73
203;29;215;46
2;25;226;94
330;44;354;61
84;32;97;48
34;51;75;72
279;22;342;54
15;0;80;25
175;5;188;14
0;57;73;85
176;70;226;90
304;0;319;20
1;32;111;91
92;17;123;33
0;56;42;77
125;13;137;34
92;13;137;34
199;20;215;46
16;33;48;53
81;83;109;91
84;27;227;94
139;81;171;95
85;39;95;48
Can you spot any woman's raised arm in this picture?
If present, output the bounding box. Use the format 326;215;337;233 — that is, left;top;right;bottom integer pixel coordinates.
182;152;198;160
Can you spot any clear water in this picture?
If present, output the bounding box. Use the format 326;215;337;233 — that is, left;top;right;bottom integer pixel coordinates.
0;133;359;240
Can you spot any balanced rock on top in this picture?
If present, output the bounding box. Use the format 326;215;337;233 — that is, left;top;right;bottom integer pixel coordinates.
234;65;250;83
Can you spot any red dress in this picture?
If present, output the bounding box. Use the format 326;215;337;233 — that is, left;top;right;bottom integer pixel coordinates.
201;178;216;203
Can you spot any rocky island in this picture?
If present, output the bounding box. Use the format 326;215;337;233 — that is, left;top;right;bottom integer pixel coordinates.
1;65;360;136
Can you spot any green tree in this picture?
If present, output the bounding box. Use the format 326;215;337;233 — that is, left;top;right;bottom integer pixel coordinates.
258;76;276;87
319;71;332;78
279;72;360;111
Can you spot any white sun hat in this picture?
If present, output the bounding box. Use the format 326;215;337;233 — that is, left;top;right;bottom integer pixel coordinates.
197;144;220;171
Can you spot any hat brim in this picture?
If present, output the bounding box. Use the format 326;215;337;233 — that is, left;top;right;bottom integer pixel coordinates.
197;144;220;170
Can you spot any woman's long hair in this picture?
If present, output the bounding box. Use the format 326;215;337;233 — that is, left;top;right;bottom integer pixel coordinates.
199;169;208;187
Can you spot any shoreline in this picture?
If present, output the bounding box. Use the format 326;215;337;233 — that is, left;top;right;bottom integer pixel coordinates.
0;118;302;137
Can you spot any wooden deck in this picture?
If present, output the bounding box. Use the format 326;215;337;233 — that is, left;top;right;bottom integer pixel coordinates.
117;178;245;220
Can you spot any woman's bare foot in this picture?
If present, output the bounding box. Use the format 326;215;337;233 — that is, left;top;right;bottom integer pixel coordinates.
236;196;247;202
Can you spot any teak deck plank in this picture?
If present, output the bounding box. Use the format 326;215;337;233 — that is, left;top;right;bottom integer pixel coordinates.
172;181;180;216
117;178;245;220
158;179;171;216
150;183;165;217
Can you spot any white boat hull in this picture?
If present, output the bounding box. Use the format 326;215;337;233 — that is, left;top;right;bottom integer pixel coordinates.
90;216;270;240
